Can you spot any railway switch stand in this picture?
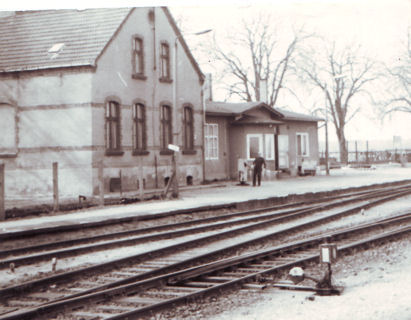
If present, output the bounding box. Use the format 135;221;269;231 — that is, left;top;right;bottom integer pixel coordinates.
278;243;343;295
316;243;340;293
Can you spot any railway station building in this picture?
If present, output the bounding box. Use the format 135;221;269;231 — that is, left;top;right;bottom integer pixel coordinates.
0;7;322;202
204;98;322;181
0;8;206;199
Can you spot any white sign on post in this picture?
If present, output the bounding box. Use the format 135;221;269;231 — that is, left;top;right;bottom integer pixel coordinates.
321;247;330;263
168;144;180;152
320;243;337;263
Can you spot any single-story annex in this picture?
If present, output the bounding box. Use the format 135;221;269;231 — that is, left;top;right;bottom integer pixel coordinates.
204;100;322;182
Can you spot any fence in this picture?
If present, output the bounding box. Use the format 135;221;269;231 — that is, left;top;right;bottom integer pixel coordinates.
320;149;411;164
0;159;177;220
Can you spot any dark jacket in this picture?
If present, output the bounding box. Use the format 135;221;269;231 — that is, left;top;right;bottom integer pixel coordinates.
253;156;266;172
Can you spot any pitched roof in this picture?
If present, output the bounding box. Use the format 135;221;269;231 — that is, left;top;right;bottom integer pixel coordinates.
276;108;323;122
206;100;321;122
206;101;283;117
163;8;205;84
0;8;132;73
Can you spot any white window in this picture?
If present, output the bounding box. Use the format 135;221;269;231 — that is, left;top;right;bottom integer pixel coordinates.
246;134;263;159
278;135;289;168
205;123;218;160
265;134;275;160
296;132;309;157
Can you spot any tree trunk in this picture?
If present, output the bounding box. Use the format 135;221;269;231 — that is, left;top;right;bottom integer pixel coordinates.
336;129;348;164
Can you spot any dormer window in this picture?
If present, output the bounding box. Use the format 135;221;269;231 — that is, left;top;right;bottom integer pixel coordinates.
132;36;146;80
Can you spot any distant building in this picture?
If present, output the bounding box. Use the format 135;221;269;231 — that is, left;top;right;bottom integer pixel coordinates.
205;100;322;181
0;8;205;198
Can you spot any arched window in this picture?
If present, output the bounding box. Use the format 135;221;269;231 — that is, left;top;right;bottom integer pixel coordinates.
160;104;172;151
133;103;146;152
160;42;171;81
132;36;145;79
183;106;194;152
105;100;122;153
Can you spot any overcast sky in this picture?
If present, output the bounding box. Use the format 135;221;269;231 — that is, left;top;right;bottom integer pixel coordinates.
2;0;410;147
169;1;410;146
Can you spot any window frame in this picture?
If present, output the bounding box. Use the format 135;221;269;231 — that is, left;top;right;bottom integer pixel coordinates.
105;100;123;156
246;134;263;160
159;41;171;82
265;133;275;160
131;36;146;80
160;104;173;154
296;132;309;157
132;102;149;155
205;123;219;160
183;105;196;154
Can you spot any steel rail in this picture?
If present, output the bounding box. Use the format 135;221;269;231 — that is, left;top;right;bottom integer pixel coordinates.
2;180;409;241
2;213;409;320
0;181;398;250
0;188;409;299
0;188;409;316
112;225;410;320
1;184;409;270
0;203;320;260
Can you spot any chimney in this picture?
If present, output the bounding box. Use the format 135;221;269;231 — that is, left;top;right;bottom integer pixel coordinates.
204;73;213;101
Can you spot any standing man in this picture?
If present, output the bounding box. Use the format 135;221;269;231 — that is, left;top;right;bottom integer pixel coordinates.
253;152;266;187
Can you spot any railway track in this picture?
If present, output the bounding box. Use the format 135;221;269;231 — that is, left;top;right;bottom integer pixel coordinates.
2;212;410;320
2;180;408;245
1;183;410;270
0;185;410;317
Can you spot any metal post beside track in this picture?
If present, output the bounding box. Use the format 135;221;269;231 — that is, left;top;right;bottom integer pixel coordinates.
138;158;144;199
53;162;59;212
98;160;104;207
0;163;4;220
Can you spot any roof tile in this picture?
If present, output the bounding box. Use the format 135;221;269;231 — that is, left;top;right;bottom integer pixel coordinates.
0;8;132;72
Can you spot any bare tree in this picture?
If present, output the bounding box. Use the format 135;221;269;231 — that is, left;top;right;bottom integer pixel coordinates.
299;42;379;163
207;14;307;107
380;29;411;115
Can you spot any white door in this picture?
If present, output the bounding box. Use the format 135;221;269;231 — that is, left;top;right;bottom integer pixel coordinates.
246;134;263;159
278;135;289;168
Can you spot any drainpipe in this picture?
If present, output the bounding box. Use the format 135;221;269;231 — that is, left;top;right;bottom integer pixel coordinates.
150;7;158;187
274;125;279;171
201;87;206;183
